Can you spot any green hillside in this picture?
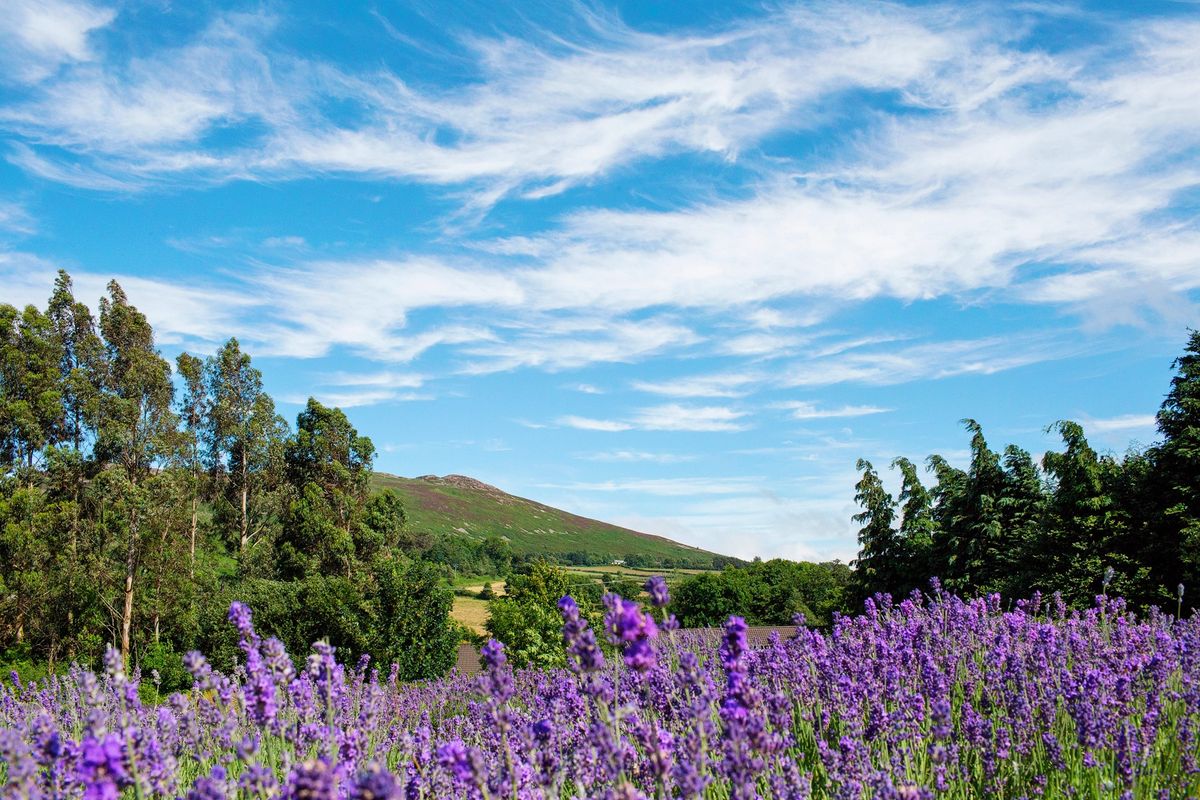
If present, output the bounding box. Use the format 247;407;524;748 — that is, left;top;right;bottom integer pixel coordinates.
372;473;722;566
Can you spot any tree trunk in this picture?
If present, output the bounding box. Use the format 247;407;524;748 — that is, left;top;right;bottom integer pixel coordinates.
190;493;198;578
121;507;138;667
239;449;249;551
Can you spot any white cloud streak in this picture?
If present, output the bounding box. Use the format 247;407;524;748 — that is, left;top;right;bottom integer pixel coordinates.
777;402;891;420
0;0;115;84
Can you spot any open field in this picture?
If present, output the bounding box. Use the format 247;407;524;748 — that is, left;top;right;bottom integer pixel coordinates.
451;596;491;634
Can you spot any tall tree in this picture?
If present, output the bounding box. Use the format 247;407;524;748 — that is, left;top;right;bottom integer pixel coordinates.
1039;421;1144;604
176;353;207;577
47;270;103;455
1150;329;1200;598
45;272;104;653
278;398;373;578
850;458;898;602
205;339;276;554
0;304;65;480
891;456;934;593
96;281;178;663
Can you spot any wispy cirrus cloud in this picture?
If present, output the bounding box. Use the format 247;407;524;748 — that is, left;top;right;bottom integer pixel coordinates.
539;476;761;496
1080;413;1160;435
0;3;955;200
559;403;750;433
0;0;115;84
576;450;697;464
0;202;35;235
631;371;759;398
782;335;1082;387
776;402;891;420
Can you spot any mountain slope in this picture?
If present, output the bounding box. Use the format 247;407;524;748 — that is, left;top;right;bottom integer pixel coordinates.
372;473;721;565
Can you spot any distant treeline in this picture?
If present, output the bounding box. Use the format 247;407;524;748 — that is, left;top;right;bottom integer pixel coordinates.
850;330;1200;612
0;272;474;686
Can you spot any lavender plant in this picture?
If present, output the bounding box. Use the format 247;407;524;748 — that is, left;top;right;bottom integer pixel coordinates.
1;581;1197;799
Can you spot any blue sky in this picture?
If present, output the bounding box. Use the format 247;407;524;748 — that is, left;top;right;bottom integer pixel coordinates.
1;0;1197;562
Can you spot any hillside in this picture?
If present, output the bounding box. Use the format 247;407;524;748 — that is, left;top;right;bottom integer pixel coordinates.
372;473;722;565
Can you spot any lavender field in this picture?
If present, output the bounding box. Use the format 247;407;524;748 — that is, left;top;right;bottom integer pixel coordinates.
1;580;1197;800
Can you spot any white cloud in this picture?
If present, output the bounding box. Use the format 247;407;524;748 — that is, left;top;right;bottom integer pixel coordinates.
576;450;697;464
539;476;760;496
0;0;115;84
281;388;429;408
558;415;634;432
631;371;759;398
461;317;699;374
631;403;750;432
558;403;748;432
783;335;1078;387
0;202;35;235
777;402;891;419
1083;413;1158;434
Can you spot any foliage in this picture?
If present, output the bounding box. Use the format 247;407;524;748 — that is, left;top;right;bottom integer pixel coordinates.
484;561;600;668
671;558;851;627
850;334;1200;607
0;271;460;679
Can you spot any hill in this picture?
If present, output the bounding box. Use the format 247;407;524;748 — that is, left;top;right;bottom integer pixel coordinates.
372;473;723;566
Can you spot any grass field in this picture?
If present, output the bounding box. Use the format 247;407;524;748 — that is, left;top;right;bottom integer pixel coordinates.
452;596;491;634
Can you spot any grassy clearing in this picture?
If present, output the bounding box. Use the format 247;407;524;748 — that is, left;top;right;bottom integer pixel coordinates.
451;596;491;634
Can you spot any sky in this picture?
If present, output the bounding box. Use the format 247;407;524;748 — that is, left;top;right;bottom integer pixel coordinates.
1;0;1198;563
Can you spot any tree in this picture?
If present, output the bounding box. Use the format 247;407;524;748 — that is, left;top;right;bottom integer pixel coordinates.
485;561;576;668
46;270;103;455
1040;421;1130;605
1151;329;1200;599
0;303;65;480
278;398;373;578
357;490;406;563
205;339;286;554
96;281;178;663
369;559;458;680
891;456;935;593
176;353;207;577
850;458;898;603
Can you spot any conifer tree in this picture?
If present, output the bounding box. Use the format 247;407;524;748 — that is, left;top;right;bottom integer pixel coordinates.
1152;329;1200;598
850;458;898;602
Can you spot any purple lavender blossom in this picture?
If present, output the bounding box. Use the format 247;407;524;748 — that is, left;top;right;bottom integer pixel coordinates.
603;594;659;673
644;575;670;608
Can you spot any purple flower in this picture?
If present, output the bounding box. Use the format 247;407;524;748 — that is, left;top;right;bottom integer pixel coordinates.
644;575;670;608
186;766;228;800
559;595;606;674
437;740;485;787
350;765;401;800
603;594;659;673
77;734;130;800
281;759;334;800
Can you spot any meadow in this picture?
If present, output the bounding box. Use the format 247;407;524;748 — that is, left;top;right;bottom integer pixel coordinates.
2;579;1197;800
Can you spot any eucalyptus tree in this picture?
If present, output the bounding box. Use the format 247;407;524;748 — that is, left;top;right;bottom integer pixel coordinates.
96;280;180;663
205;338;287;555
47;270;103;456
176;352;206;576
0;303;65;481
